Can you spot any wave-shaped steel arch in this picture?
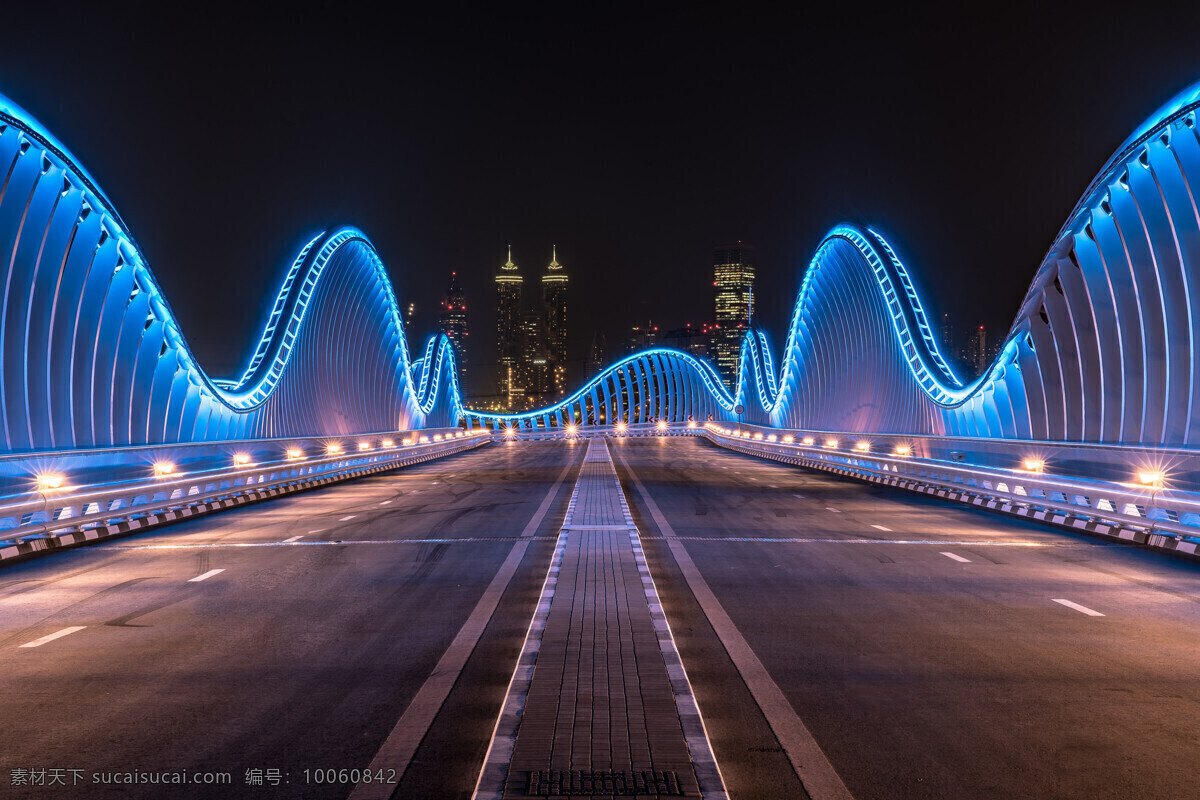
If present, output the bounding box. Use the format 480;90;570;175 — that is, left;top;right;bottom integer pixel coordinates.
463;349;739;431
7;76;1200;453
0;92;461;453
471;77;1200;447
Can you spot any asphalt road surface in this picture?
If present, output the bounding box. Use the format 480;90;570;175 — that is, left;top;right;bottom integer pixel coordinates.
2;436;1198;799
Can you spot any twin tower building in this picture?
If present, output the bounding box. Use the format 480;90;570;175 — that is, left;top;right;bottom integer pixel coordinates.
495;246;568;410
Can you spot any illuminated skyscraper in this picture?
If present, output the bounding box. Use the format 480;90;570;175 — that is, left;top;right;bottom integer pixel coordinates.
437;271;468;395
495;246;523;408
542;245;568;396
713;243;754;384
522;310;549;398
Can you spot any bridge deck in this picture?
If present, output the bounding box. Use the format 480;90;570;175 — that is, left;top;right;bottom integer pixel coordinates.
478;440;724;799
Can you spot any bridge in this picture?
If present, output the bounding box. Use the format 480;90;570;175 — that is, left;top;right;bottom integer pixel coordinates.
2;80;1200;798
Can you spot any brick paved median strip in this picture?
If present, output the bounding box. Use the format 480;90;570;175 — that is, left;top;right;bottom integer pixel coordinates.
475;440;726;799
349;456;580;800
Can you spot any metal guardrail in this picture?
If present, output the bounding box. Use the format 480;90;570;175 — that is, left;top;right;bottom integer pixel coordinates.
494;421;702;441
0;429;491;562
702;423;1200;558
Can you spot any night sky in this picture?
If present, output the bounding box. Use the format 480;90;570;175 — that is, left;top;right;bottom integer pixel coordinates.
4;6;1200;396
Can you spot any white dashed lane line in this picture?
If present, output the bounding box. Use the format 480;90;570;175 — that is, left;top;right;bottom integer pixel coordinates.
793;494;805;500
19;626;86;649
283;535;303;543
379;500;392;506
308;529;326;534
339;515;356;521
1053;599;1105;616
826;507;841;513
941;552;971;563
871;524;892;532
189;569;225;583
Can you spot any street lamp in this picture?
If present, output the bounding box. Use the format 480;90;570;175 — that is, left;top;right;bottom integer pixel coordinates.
36;473;64;491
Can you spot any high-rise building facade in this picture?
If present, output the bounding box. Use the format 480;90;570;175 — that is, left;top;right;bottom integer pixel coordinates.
940;312;954;355
625;322;658;355
495;246;523;408
437;271;468;395
542;245;568;397
964;325;988;377
663;323;712;359
713;243;754;384
522;310;550;396
587;330;608;380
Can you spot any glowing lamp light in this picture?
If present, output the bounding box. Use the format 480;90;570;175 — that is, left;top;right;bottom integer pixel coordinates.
566;423;578;435
327;444;343;455
616;422;627;434
382;439;394;448
657;420;668;431
855;441;870;452
687;420;696;428
153;461;174;476
420;436;431;443
742;431;751;439
767;434;777;442
358;442;371;451
36;473;64;491
1023;458;1044;473
402;438;414;446
753;432;763;440
803;436;815;446
433;434;443;442
504;426;516;438
782;435;794;444
287;448;304;460
233;453;251;465
825;438;839;448
894;445;911;457
1138;470;1165;488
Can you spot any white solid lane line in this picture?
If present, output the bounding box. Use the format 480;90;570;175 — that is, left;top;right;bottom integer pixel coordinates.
20;626;86;648
339;515;356;521
826;507;841;513
793;494;806;500
871;524;892;532
189;569;225;583
308;529;325;534
769;485;778;489
283;535;303;543
1053;598;1105;616
379;500;392;505
941;552;971;563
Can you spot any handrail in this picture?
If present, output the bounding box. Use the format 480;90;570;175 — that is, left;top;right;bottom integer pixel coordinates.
0;430;491;550
704;424;1200;543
